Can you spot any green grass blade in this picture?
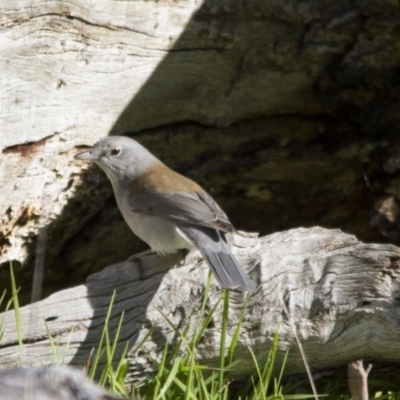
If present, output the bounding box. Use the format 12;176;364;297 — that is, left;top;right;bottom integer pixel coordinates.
198;271;213;322
10;264;23;366
192;293;223;349
155;357;183;400
0;289;14;344
248;345;266;400
218;289;230;396
89;290;116;380
44;321;60;363
227;292;250;365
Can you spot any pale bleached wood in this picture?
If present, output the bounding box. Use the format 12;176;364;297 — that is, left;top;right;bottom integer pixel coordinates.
0;366;121;400
3;0;400;308
3;0;400;385
1;0;201;268
1;227;399;384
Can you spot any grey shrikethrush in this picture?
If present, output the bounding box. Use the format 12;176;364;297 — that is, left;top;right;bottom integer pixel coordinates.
74;136;255;292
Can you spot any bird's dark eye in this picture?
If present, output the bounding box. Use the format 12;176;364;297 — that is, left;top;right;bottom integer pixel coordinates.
110;147;121;157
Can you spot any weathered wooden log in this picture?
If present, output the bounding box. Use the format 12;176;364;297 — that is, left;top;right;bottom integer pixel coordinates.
3;0;400;308
0;366;121;400
1;227;399;385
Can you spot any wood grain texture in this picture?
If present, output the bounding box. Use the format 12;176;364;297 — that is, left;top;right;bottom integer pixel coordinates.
2;0;400;313
1;228;399;384
1;0;200;270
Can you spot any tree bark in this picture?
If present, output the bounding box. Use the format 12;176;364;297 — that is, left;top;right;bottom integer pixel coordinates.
1;228;399;385
2;0;400;307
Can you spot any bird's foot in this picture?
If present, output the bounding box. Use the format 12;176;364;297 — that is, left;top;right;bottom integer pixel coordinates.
127;249;155;280
127;249;155;261
179;248;190;266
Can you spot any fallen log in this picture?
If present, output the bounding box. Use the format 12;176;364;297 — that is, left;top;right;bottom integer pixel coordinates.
1;227;399;385
0;366;121;400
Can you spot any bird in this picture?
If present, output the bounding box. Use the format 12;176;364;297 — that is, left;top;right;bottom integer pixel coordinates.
74;136;255;292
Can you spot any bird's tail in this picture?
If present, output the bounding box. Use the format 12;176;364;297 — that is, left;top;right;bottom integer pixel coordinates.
177;225;255;292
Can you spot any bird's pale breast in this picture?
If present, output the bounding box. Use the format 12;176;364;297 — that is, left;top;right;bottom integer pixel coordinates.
119;203;192;255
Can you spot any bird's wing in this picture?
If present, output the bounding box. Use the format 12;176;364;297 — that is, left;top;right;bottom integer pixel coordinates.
124;168;234;233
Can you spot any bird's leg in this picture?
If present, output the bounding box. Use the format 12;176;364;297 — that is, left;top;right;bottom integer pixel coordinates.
127;249;156;281
179;248;190;266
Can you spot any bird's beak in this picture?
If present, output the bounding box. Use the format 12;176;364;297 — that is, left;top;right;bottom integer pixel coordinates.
74;148;98;162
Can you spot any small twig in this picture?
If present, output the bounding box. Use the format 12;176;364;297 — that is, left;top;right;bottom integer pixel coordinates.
31;227;48;303
348;359;372;400
280;296;319;400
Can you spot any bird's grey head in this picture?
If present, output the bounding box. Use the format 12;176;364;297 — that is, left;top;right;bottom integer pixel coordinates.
74;136;158;185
